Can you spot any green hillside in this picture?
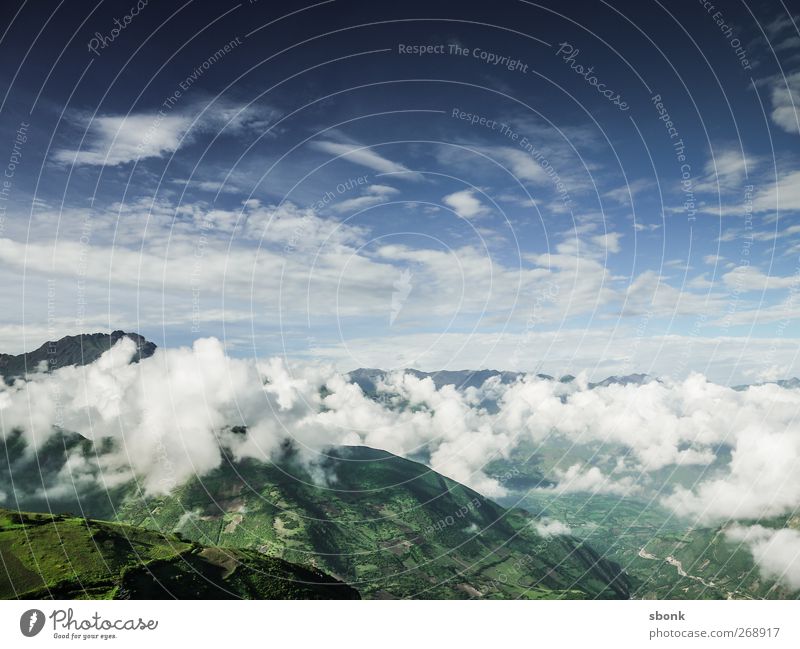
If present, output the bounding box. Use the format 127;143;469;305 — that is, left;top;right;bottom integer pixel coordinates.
116;446;629;599
0;508;359;599
630;514;800;600
2;431;629;599
498;483;800;600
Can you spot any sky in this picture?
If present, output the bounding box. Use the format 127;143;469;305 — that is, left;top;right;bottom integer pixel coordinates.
1;0;799;383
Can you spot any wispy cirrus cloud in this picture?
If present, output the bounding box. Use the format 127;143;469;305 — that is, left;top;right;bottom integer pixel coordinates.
310;140;424;180
331;184;399;213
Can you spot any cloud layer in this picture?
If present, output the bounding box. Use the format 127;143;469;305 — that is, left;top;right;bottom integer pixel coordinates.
1;337;800;531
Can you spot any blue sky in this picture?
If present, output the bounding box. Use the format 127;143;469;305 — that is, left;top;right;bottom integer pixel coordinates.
1;0;799;382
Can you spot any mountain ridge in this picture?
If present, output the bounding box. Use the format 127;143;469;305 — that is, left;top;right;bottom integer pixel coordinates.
0;433;630;599
4;332;797;389
0;330;155;381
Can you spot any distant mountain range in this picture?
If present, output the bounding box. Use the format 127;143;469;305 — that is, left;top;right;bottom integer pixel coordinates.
350;367;800;392
2;331;797;390
733;377;800;391
350;367;657;393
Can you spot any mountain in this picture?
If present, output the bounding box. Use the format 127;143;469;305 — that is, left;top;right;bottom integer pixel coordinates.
733;377;800;391
0;508;359;599
116;446;629;599
0;333;676;394
0;333;632;599
347;368;528;395
630;514;800;599
489;443;800;601
1;435;629;599
588;373;654;389
348;368;658;394
0;330;156;381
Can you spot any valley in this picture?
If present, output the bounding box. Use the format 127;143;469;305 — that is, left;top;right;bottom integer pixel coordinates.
1;333;798;600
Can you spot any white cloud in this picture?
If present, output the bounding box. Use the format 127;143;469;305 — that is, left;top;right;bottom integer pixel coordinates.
53;103;271;167
698;167;800;217
694;147;755;193
172;178;243;194
0;338;511;497
604;179;652;205
633;222;662;232
304;327;800;386
53;113;191;166
751;170;800;213
331;184;399;214
4;336;800;528
311;140;423;180
591;232;622;254
766;13;800;38
443;189;490;219
532;518;573;537
746;364;792;383
479;146;550;185
623;270;730;318
726;525;800;590
768;72;800;135
776;35;800;52
548;464;639;497
663;396;800;523
722;265;799;291
0;198;632;339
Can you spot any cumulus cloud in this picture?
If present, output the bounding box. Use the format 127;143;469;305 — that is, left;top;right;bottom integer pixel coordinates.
664;421;800;523
532;518;572;537
769;72;800;135
0;338;510;497
443;189;490;219
490;374;800;523
722;266;798;291
726;525;800;590
548;463;640;497
3;339;800;527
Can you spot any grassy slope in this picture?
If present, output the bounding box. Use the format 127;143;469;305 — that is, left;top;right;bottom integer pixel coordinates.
487;437;799;600
630;514;800;599
0;508;359;600
118;447;629;600
500;490;800;600
3;427;630;599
